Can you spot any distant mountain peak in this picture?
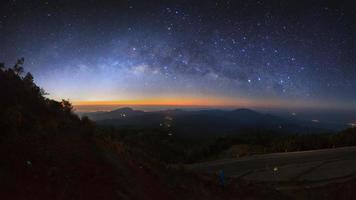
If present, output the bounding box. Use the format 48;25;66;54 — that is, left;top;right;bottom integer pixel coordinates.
111;107;135;113
232;108;257;113
162;109;184;113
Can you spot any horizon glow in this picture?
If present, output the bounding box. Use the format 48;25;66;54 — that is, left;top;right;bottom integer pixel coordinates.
1;1;355;113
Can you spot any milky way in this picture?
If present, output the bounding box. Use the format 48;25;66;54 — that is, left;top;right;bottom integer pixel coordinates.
0;0;355;110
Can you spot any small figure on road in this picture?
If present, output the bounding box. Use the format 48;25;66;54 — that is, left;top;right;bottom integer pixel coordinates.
273;166;278;172
218;169;225;189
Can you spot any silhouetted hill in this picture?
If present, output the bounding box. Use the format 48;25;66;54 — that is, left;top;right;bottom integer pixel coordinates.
0;60;286;199
0;60;124;199
85;107;145;121
83;107;340;137
0;59;92;137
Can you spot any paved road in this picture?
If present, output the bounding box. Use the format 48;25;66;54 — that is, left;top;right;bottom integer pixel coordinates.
189;146;356;185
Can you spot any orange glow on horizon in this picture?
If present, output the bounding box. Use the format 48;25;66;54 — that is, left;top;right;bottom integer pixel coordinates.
71;96;356;112
72;97;251;107
72;97;318;108
71;97;354;112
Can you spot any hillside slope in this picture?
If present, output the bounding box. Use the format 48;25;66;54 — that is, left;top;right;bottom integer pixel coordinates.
0;60;287;199
84;107;343;137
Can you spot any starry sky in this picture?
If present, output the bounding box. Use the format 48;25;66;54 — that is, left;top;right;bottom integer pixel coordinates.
1;0;356;113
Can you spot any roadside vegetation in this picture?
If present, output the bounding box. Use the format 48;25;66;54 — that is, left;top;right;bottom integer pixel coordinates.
95;125;356;164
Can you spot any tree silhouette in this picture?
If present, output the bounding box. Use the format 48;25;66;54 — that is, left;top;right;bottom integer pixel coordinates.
13;57;24;75
23;72;34;83
0;59;92;138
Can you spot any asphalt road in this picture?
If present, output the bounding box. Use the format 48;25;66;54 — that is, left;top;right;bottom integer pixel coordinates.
189;146;356;185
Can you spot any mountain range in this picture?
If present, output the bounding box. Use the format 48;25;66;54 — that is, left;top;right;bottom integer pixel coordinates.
82;107;347;137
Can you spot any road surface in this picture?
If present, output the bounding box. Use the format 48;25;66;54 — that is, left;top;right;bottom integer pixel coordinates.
189;146;356;187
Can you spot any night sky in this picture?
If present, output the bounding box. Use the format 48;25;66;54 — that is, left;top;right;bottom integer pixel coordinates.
1;0;356;113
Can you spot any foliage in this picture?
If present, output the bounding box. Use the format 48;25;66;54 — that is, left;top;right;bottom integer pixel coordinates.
3;58;354;165
0;59;93;138
96;125;356;164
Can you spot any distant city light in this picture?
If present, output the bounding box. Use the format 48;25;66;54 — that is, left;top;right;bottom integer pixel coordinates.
165;116;173;121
